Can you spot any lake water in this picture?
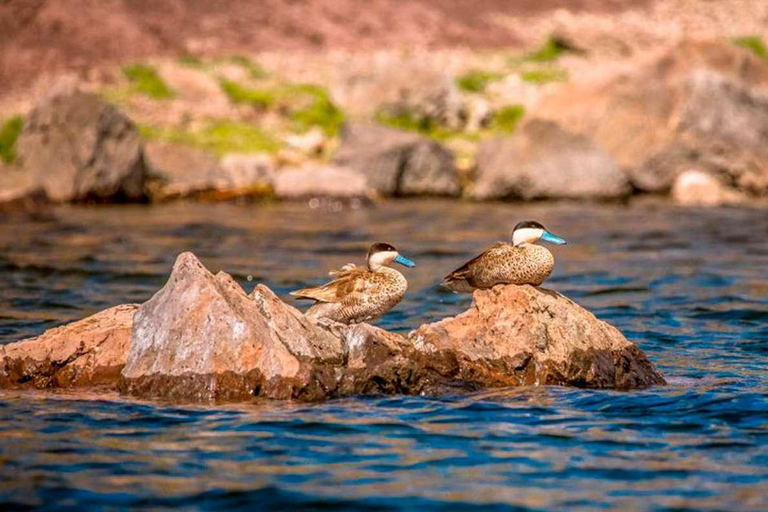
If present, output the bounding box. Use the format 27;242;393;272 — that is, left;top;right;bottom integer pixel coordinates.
1;200;767;510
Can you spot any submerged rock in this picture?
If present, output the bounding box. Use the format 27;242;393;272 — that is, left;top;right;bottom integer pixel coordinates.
2;253;664;400
333;123;460;197
15;91;148;202
0;305;136;389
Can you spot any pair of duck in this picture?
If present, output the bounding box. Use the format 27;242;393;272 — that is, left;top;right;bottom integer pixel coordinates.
291;221;567;324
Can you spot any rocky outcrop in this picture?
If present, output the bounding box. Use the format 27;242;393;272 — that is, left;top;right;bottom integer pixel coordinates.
410;285;665;390
2;253;664;400
0;305;136;389
472;120;630;200
671;169;746;207
15;92;148;202
531;40;768;196
333;123;460;197
274;166;371;200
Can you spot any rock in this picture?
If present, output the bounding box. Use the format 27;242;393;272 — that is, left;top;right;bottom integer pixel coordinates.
465;97;492;132
0;305;137;389
285;127;326;156
472;120;630;200
274;166;371;200
0;168;48;211
333;123;460;197
671;169;745;207
409;285;665;390
15;91;148;202
532;40;768;195
119;252;346;401
145;144;275;201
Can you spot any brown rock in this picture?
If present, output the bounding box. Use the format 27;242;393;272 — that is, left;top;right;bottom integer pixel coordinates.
532;40;768;195
472;120;630;200
409;285;665;390
0;305;137;389
274;166;371;200
15;92;148;202
671;169;746;207
333;123;460;197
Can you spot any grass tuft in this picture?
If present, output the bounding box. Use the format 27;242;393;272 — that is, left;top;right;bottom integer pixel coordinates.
284;84;345;135
456;70;504;93
489;105;525;134
178;55;205;69
520;68;568;84
230;55;270;80
123;64;174;99
219;79;276;108
525;35;571;63
733;36;768;59
0;116;23;165
141;121;280;156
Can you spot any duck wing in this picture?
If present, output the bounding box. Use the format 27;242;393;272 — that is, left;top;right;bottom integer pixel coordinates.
442;242;509;290
290;264;371;303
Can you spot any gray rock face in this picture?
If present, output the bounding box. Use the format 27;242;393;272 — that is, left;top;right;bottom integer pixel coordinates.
333;123;460;197
472;120;630;200
532;40;768;195
16;92;148;202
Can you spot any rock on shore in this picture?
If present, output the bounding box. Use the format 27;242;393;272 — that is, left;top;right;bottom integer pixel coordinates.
1;253;665;401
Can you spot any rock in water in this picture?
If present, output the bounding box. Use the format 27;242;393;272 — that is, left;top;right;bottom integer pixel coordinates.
409;285;665;390
333;123;460;197
0;305;137;388
16;91;148;202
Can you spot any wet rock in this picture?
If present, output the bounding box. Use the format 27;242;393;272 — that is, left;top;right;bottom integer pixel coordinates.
119;252;346;401
532;40;768;196
15;91;148;202
274;166;370;200
0;305;137;389
671;169;745;207
333;123;460;197
472;120;630;200
409;285;665;390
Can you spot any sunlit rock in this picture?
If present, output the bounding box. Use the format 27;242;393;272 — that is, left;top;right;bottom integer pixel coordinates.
0;305;137;388
671;169;745;207
273;166;371;200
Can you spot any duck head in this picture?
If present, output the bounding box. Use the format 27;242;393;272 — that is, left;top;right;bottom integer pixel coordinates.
512;220;567;247
367;242;416;271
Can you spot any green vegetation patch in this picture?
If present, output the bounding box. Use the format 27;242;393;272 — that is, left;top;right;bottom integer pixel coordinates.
520;68;568;84
141;121;280;156
733;36;768;59
0;116;23;165
123;64;174;99
376;110;468;141
178;55;206;69
489;105;525;134
219;79;276;108
456;70;505;93
525;35;571;63
230;55;270;80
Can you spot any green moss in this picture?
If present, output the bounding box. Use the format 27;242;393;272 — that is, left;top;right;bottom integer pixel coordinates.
285;84;344;135
0;116;23;165
489;105;525;134
141;121;280;156
525;35;570;62
456;70;504;93
230;55;270;80
376;110;463;141
520;68;568;84
733;36;768;59
219;79;275;108
123;64;174;99
178;55;205;69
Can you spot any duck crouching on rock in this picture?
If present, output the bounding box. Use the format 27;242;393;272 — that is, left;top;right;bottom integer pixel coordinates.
443;220;566;292
291;242;416;324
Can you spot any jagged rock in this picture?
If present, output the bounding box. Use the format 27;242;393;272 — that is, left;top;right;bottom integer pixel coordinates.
0;305;137;389
532;40;768;195
274;166;370;200
333;123;460;197
471;120;630;200
409;285;665;390
15;91;148;202
671;169;745;207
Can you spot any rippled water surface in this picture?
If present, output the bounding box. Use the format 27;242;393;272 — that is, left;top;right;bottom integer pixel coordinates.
1;200;768;510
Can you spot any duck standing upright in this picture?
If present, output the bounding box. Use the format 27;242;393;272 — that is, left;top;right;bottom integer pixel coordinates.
291;242;416;324
442;220;566;293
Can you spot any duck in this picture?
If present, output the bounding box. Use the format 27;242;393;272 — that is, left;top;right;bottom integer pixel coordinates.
290;242;416;324
442;220;566;293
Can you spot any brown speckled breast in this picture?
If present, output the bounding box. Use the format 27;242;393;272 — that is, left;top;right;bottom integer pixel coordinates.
471;243;555;288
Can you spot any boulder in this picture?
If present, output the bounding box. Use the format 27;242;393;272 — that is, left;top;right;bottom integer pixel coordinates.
409;285;665;390
671;169;745;207
0;168;47;211
274;166;371;200
333;123;460;197
15;92;148;202
531;40;768;195
0;305;137;389
471;120;630;200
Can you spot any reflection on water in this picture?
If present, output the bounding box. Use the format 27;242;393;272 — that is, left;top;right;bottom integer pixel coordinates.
1;200;768;509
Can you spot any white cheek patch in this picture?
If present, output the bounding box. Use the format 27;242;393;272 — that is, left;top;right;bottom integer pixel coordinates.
369;250;398;268
512;228;543;246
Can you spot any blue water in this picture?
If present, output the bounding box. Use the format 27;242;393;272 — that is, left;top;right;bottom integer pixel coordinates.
1;200;768;510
